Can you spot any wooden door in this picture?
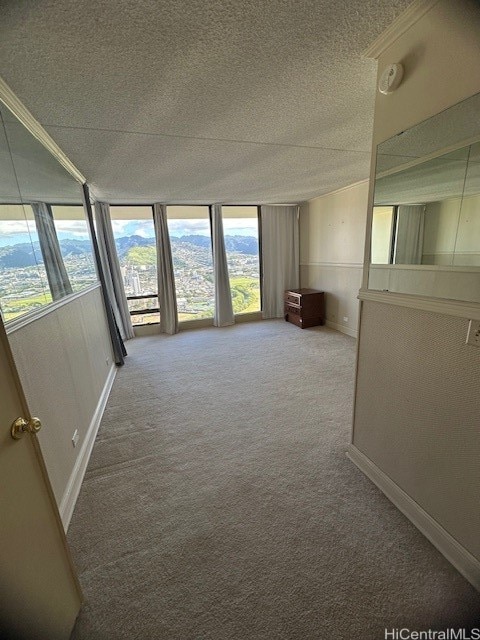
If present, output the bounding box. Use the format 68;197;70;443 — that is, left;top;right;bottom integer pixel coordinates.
0;316;82;640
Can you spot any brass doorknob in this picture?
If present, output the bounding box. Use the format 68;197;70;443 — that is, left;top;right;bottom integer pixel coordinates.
11;416;42;440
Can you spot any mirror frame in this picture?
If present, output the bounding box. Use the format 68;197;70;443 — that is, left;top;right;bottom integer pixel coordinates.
366;90;480;306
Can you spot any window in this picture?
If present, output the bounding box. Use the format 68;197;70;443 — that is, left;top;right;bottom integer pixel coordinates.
50;206;97;291
371;206;395;264
167;206;214;321
222;206;261;314
0;203;98;323
0;204;51;321
109;206;158;325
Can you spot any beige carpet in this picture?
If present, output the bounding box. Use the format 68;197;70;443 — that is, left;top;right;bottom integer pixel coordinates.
68;320;480;639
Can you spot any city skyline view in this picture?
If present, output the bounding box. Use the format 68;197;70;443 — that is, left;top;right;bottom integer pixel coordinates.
0;217;261;324
116;219;260;324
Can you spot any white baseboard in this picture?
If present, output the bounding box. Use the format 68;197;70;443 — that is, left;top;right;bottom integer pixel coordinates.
59;364;117;531
325;320;357;338
347;444;480;591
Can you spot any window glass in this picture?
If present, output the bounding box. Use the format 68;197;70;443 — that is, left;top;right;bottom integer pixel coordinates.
222;206;261;313
167;206;214;321
371;206;395;264
109;206;158;325
0;204;51;321
51;206;98;291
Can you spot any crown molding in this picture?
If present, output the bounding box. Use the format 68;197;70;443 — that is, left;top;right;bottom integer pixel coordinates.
307;177;369;204
0;76;86;185
363;0;439;60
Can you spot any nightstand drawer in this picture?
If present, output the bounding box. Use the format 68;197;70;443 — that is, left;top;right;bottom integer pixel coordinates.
284;302;301;315
285;292;301;305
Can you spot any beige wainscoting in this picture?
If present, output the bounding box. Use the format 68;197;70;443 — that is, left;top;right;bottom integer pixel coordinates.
299;180;368;338
7;285;115;528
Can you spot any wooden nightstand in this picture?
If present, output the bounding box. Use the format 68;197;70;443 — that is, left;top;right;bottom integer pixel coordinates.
284;288;325;329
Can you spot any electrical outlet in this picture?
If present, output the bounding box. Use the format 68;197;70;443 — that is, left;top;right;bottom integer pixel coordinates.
343;316;349;323
466;320;480;347
72;429;79;448
105;357;110;366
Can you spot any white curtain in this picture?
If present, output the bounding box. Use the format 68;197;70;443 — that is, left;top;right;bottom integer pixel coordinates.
261;205;299;318
94;201;135;340
395;205;425;264
32;202;73;301
211;204;234;327
153;203;178;335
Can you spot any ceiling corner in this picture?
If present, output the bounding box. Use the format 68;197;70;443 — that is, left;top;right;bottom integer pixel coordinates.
362;0;439;60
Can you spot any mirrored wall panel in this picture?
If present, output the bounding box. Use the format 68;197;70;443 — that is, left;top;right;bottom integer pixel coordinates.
369;91;480;303
0;104;97;323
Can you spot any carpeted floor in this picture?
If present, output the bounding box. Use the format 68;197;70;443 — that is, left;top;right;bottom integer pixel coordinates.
68;320;480;639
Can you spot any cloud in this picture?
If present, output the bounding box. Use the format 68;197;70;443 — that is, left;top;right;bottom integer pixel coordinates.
54;220;91;238
0;221;32;235
167;219;211;237
111;220;155;238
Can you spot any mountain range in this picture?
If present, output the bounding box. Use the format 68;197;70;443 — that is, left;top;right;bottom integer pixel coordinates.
0;234;258;268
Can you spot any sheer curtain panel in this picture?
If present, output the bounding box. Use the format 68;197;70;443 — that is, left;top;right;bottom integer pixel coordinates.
395;205;426;264
260;205;299;318
211;204;234;327
94;202;135;340
153;203;178;335
32;202;73;300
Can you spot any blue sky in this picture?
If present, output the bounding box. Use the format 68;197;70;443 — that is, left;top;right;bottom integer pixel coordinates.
0;220;92;247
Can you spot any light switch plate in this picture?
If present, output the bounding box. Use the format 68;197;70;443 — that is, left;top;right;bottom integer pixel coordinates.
72;429;79;447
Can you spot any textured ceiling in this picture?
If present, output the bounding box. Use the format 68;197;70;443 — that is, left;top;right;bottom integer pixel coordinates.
0;0;412;204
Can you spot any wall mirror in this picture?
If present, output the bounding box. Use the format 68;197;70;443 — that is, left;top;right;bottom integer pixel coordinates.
368;91;480;303
0;103;98;325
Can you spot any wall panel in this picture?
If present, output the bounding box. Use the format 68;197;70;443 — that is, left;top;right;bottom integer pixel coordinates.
7;287;113;508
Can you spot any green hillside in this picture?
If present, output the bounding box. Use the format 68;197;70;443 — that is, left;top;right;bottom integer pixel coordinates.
126;246;157;266
230;277;260;313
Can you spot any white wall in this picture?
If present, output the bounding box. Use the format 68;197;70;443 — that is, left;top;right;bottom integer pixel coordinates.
352;0;480;580
423;198;462;265
7;286;114;526
452;194;480;266
299;181;368;337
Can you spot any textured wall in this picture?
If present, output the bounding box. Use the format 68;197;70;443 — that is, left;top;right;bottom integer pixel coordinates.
354;0;480;564
8;287;113;506
299;182;368;335
354;301;480;560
